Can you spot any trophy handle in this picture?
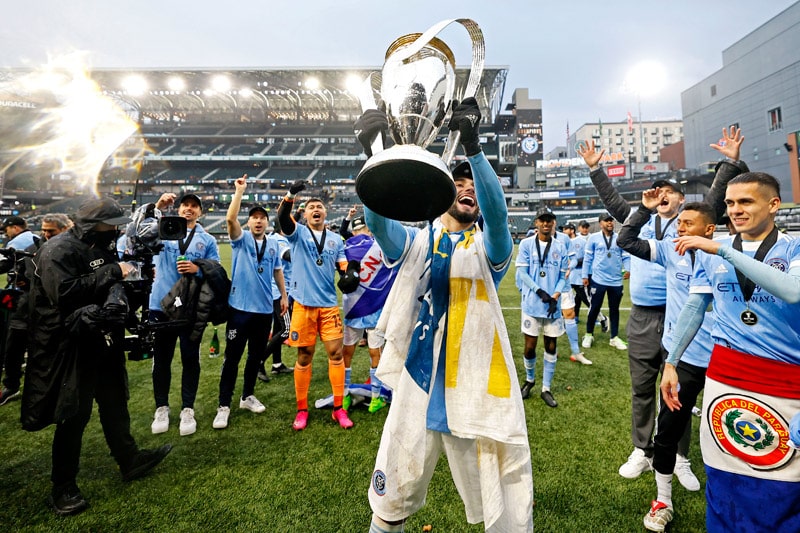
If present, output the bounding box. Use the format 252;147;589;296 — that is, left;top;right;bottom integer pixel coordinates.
355;73;386;157
392;18;485;166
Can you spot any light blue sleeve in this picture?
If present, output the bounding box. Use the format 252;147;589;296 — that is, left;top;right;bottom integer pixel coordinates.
665;292;713;365
516;268;541;292
364;206;412;263
717;244;800;304
622;250;631;272
582;238;594;279
469;152;512;267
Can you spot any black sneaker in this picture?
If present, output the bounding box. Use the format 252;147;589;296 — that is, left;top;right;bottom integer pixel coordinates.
121;444;172;482
541;390;558;408
48;483;88;516
0;388;20;406
257;371;271;383
271;363;294;375
520;380;535;400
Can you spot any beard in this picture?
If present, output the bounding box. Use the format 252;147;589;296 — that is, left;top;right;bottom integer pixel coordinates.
446;203;480;224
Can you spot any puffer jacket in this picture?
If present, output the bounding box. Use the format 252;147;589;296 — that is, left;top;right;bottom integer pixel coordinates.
161;258;230;342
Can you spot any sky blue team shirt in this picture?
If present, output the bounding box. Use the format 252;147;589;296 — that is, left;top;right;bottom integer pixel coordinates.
229;230;282;314
581;231;630;286
149;224;220;312
649;238;715;368
8;230;36;251
286;224;345;308
628;215;675;306
690;233;800;364
273;232;292;294
515;235;569;319
567;234;587;286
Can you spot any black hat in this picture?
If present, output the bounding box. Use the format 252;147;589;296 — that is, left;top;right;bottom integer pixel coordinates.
351;216;367;231
0;216;26;230
248;205;268;217
652;178;684;195
535;206;556;221
179;193;203;210
563;222;576;230
75;197;132;226
452;161;473;179
598;212;615;222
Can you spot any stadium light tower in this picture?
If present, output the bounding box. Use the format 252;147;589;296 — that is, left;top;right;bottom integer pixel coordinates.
624;61;666;164
123;75;148;96
305;77;320;90
167;76;185;92
211;75;231;93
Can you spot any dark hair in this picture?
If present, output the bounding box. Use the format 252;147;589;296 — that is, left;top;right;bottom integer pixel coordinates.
681;202;716;225
304;197;325;207
578;221;590;229
728;172;781;199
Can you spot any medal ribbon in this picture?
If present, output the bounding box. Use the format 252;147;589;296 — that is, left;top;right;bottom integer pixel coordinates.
535;236;552;276
178;226;197;255
602;230;615;256
655;214;677;240
309;228;327;265
254;235;267;270
731;226;779;302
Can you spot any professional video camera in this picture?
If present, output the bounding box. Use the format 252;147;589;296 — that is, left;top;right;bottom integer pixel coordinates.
120;202;188;361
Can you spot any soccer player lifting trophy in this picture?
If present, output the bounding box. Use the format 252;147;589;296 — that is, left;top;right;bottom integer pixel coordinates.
355;19;485;221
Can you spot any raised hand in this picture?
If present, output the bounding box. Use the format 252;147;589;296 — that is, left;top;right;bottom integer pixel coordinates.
710;126;744;161
577;139;605;168
289;179;307;195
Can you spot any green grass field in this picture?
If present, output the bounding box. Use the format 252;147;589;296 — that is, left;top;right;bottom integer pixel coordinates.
0;243;708;532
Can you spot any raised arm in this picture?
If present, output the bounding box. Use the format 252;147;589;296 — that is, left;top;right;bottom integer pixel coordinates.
705;126;749;220
470;152;512;266
618;190;662;261
226;175;247;240
577;140;631;221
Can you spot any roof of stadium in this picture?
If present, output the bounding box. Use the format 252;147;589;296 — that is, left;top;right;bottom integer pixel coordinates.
86;66;509;123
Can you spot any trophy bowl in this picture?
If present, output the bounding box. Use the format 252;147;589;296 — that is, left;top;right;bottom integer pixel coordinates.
355;19;484;222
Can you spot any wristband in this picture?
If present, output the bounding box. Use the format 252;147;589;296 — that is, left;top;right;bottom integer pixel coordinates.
589;163;601;172
284;194;295;201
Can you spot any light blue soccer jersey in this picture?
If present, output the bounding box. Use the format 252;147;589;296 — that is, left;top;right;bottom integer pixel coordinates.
286;224;345;307
567;234;587;286
690;233;800;364
581;231;630;286
229;230;282;314
515;235;569;318
273;233;292;291
149;224;220;311
7;231;36;251
629;215;675;306
650;239;714;368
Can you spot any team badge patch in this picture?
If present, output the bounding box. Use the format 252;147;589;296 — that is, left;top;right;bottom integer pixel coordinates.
707;393;795;470
767;257;788;272
523;319;531;329
291;331;299;341
372;470;387;496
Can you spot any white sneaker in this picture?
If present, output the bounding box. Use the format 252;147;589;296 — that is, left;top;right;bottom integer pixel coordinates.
609;336;628;350
674;454;700;491
239;395;266;413
151;406;170;434
619;448;653;478
213;406;230;429
570;352;593;365
643;500;673;532
581;333;594;349
179;407;196;436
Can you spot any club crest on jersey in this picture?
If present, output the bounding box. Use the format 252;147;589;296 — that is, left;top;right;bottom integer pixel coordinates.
523;318;531;329
372;470;387;496
708;393;795;470
767;258;788;272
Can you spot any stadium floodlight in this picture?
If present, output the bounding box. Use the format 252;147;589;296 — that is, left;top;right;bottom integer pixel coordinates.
305;77;320;90
240;87;253;98
123;75;148;96
167;76;185;92
345;74;363;94
624;60;666;99
211;75;231;93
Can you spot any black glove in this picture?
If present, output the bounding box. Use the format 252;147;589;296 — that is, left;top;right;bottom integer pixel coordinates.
354;108;389;157
337;260;361;294
448;97;482;156
535;288;550;302
289;180;307;195
547;298;559;319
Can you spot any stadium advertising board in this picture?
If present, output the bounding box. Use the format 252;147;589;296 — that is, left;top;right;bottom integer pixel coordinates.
516;109;542;167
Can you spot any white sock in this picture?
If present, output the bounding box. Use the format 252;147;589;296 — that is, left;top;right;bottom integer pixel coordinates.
369;514;404;532
655;471;673;508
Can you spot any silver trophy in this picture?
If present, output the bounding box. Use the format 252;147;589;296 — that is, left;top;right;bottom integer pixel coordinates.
356;19;485;221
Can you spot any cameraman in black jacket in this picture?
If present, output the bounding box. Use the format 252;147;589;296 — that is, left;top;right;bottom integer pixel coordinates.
21;198;171;516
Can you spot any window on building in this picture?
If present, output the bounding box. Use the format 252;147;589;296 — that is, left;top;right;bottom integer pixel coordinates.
711;85;717;97
768;107;782;132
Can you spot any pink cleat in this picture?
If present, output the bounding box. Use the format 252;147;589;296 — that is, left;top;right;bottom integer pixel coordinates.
332;408;354;429
292;410;309;431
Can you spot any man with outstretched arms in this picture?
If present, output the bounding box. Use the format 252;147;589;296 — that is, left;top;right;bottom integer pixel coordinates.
277;182;352;431
516;207;570;408
663;172;800;533
618;194;719;531
577;127;747;483
359;98;533;532
212;175;288;430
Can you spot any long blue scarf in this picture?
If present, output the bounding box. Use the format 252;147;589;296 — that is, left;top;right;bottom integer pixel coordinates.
404;225;464;392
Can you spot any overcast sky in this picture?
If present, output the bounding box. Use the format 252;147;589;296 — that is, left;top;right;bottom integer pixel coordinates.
3;0;796;151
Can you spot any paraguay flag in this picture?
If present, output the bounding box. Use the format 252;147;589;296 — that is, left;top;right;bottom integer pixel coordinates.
701;345;800;532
